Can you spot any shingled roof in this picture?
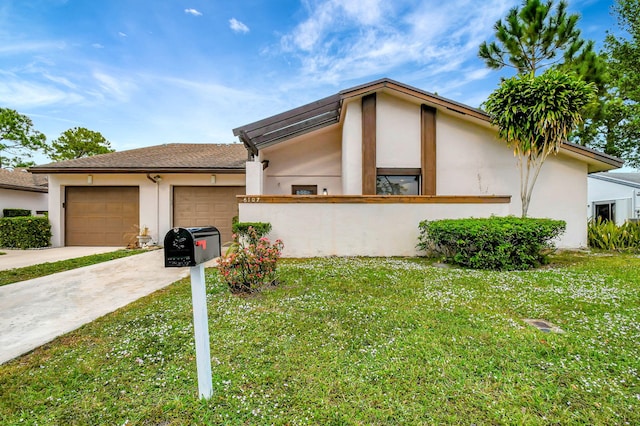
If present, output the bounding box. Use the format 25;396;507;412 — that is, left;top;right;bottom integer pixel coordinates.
30;143;247;174
590;172;640;188
0;168;48;193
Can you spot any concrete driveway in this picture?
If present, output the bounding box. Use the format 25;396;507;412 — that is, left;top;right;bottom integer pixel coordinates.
0;249;218;364
0;246;120;270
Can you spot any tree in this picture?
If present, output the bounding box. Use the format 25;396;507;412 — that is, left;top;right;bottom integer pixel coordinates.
575;0;640;168
0;108;47;168
478;0;605;85
48;127;114;161
483;70;596;217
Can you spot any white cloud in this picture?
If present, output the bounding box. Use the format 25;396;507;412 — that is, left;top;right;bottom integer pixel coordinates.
92;71;136;102
0;41;66;55
278;0;518;87
0;75;83;108
229;18;249;34
185;8;203;17
118;32;127;37
92;43;104;49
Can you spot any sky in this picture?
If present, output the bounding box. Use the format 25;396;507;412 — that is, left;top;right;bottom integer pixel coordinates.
0;0;620;165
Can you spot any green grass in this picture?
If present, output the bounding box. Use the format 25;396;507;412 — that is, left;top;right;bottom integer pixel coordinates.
0;249;147;286
1;253;638;425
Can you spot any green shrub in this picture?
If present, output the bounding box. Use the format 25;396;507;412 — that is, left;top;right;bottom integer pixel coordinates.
418;216;566;270
588;218;640;250
0;216;51;248
3;208;31;218
232;222;272;244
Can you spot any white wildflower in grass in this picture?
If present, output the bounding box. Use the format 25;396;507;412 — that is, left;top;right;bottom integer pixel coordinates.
1;254;639;424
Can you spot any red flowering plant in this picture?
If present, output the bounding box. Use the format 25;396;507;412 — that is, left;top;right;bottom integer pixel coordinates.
217;226;284;294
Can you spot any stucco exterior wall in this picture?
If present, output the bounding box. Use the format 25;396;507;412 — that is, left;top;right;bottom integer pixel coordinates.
0;188;48;216
376;93;421;168
239;201;510;257
436;110;588;248
261;126;342;195
341;99;362;194
47;173;244;247
244;98;591;251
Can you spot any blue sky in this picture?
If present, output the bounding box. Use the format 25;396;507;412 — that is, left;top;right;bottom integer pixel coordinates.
0;0;618;164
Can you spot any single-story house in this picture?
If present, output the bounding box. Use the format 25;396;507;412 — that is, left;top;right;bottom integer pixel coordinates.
30;144;246;247
588;172;640;224
0;168;48;216
233;78;622;256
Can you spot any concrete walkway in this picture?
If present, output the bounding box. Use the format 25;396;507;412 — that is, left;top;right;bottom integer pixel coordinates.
0;250;218;364
0;246;119;270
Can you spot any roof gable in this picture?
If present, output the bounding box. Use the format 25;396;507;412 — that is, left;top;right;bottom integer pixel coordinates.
233;77;622;173
30;143;247;174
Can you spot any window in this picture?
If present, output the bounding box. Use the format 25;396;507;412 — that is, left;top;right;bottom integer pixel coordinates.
594;202;615;222
376;168;420;195
292;185;318;195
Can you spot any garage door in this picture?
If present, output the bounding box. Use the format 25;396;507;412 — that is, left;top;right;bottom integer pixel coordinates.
65;187;139;246
173;186;245;244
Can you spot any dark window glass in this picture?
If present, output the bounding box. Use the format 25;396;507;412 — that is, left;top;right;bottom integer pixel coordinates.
376;175;420;195
595;202;615;222
292;185;318;195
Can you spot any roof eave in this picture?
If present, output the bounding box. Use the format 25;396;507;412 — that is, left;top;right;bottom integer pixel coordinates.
560;142;624;173
29;166;246;174
0;183;48;193
589;173;640;189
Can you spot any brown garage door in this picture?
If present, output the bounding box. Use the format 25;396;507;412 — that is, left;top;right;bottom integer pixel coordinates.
173;186;245;244
65;187;139;246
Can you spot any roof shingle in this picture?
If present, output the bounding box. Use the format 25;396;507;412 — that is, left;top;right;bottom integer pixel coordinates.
0;168;48;192
29;143;247;174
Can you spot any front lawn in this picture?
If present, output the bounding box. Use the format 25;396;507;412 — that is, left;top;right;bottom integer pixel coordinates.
0;253;638;424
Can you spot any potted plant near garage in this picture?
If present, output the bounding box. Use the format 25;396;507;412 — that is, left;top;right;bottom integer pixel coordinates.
136;225;152;247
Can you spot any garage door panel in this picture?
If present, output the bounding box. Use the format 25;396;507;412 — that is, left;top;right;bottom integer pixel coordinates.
66;187;139;247
173;186;244;243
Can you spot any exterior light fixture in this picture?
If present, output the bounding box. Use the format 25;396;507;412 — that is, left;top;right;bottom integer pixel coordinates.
87;175;93;184
323;188;328;195
210;175;216;184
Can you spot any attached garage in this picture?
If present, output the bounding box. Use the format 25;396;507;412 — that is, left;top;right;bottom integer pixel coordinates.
29;143;248;247
173;186;245;244
65;186;139;246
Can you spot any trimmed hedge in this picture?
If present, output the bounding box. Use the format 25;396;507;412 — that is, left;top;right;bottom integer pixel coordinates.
3;208;31;218
418;216;566;270
0;216;52;249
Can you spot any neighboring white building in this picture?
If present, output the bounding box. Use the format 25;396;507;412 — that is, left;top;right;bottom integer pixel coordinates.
0;168;48;216
588;172;640;225
233;78;622;257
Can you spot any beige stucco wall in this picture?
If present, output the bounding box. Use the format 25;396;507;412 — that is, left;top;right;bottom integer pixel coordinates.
436;110;588;247
240;201;511;257
0;188;48;216
341;99;362;194
244;93;591;251
47;173;244;247
376;93;421;168
261;126;342;195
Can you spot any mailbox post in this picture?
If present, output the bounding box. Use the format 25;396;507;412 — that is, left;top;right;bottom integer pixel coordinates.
164;227;221;399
